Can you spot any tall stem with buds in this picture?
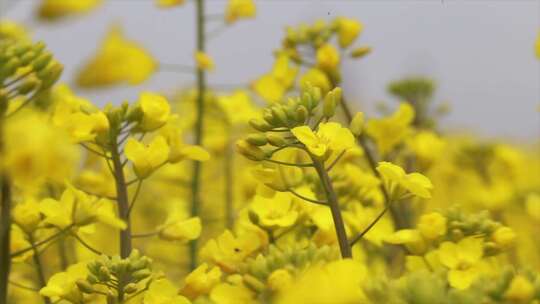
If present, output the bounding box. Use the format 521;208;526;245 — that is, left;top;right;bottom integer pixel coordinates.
111;134;132;259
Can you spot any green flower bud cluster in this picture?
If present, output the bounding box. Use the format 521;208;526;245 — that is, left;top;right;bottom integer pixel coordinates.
238;244;339;283
483;268;540;303
83;250;152;298
0;39;63;111
238;85;331;162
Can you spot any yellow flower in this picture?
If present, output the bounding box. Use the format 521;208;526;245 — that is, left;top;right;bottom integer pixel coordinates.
3;110;79;191
250;193;298;229
276;259;368;304
376;161;433;199
344;204;394;246
218;90;258;125
225;0;256;24
125;136;170;179
0;20;30;41
144;278;191;304
417;212;447;240
267;269;294;291
12;198;42;234
77;25;156;87
316;44;340;71
40;185;126;230
299;68;331;95
536;31;540;58
504;275;535;303
158;206;202;243
40;262;88;303
366;103;415;155
38;0;102;20
53;101;109;142
10;226;33;262
160;122;210;163
438;237;484;290
200;230;262;273
492;226;516;248
525;193;540;220
195;51;214;71
384;229;426;254
252;54;298;103
156;0;185;8
291;122;355;159
181;263;222;299
138;92;171;131
210;282;255;304
251;149;303;193
334;17;363;48
407;130;446;164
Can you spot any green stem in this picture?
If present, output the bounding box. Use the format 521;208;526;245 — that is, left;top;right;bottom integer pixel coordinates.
0;175;12;303
224;139;234;229
111;137;132;259
312;158;352;259
29;234;51;304
189;0;206;271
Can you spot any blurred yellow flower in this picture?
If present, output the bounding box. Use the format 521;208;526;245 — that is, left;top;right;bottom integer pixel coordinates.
438;237;484;290
195;51;215;71
40;262;87;303
0;20;30;41
38;0;102;20
225;0;256;24
267;269;294;291
125;136;170;179
417;212;447;240
492;226;516;248
144;278;191;304
10;226;33;263
504;275;535;302
156;0;185;8
366;103;415;155
252;54;298;103
384;229;426;254
334;17;363;48
160;122;210;163
218;90;258;125
77;25;156;87
181;263;222;299
12;198;41;234
316;44;340;71
291;122;355;159
158;207;202;243
299;68;331;95
210;282;255;304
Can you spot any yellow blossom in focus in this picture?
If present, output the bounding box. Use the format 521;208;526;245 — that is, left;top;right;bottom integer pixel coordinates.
38;0;102;20
138;92;171;131
40;262;87;303
125;136;170;179
195;51;214;71
377;161;433;199
156;0;185;8
366;103;415;155
277;259;368;304
225;0;256;24
316;44;340;71
160;122;210;163
334;17;363;48
504;275;535;303
77;25;156;87
438;237;484;290
144;278;191;304
291;122;355;159
12;198;42;234
200;230;262;273
181;263;222;299
417;212;447;240
299;68;331;95
250;193;298;229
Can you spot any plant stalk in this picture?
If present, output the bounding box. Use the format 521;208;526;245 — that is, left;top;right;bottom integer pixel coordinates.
312;158;352;258
189;0;207;270
29;234;51;304
0;175;12;303
111;138;132;259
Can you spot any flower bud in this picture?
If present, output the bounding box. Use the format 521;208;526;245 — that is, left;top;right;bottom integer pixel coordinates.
249;118;272;132
236;140;266;161
243;274;266;292
266;134;286;147
132;269;152;281
246;134;268;146
350;46;372;58
271;106;289;127
323;88;341;118
32;52;53;72
17;76;41;95
124;283;138;294
76;279;94;294
349;112;365;136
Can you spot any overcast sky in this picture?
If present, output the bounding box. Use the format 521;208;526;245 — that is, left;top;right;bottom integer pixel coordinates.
3;0;540;140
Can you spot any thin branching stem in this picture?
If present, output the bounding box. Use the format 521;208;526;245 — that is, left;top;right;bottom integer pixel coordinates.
287;188;328;206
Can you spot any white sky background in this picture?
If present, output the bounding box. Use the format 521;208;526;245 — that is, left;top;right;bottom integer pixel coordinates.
3;0;540;140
